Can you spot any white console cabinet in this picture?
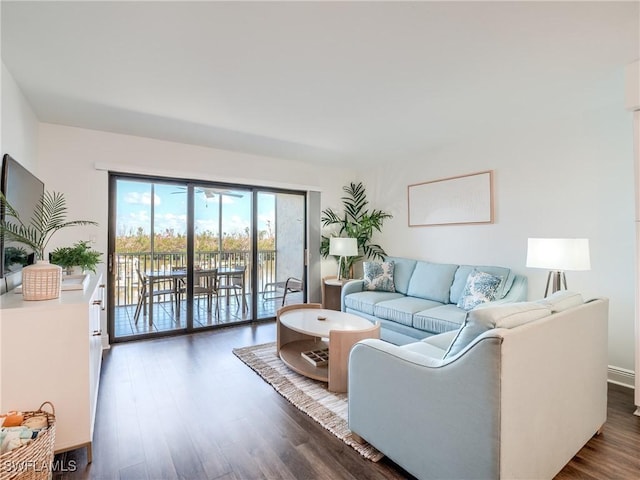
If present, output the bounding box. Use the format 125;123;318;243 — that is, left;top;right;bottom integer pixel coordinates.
0;273;104;461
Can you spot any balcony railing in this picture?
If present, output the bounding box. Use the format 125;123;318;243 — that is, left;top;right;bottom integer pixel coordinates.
114;250;277;307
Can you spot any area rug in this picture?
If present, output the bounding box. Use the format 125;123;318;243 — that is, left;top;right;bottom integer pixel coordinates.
232;342;384;461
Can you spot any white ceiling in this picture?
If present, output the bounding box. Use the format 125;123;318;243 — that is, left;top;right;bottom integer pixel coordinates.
2;1;638;166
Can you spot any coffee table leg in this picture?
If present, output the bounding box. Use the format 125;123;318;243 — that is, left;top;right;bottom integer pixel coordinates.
328;322;380;393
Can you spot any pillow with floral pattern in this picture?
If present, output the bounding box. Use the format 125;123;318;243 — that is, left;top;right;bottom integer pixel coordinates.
456;269;502;311
363;261;396;292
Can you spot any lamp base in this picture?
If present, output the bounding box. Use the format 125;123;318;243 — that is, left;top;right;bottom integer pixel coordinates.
544;270;567;297
337;256;344;281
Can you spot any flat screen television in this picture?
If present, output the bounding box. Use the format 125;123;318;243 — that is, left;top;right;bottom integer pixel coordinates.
0;154;45;277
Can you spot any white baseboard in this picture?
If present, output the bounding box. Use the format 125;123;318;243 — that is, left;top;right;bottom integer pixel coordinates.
607;365;635;389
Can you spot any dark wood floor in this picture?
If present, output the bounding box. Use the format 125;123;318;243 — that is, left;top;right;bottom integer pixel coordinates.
54;322;640;479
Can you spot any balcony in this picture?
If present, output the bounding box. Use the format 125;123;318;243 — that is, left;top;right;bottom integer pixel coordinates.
113;250;301;338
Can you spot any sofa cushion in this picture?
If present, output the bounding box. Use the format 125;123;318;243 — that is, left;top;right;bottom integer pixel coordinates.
450;265;512;304
423;330;459;351
456;269;502;310
444;302;552;359
413;304;467;333
406;261;458;303
536;290;584;313
363;261;396;292
401;340;447;359
374;317;434;344
374;297;443;327
384;257;417;295
343;291;404;315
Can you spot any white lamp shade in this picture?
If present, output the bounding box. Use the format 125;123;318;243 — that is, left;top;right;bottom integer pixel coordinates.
526;238;591;271
329;237;358;257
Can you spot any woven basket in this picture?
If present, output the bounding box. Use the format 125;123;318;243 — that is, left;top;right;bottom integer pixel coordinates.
0;402;56;480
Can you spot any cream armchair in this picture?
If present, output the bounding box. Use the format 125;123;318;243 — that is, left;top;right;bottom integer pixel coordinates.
348;296;609;480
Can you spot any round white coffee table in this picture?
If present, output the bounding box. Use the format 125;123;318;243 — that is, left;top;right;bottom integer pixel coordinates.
277;307;379;393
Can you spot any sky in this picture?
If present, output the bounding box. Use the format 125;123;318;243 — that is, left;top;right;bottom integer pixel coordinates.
115;179;276;238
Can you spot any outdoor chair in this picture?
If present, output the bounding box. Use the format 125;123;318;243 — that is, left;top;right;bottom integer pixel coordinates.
179;268;219;315
218;265;247;311
134;268;177;324
263;276;304;306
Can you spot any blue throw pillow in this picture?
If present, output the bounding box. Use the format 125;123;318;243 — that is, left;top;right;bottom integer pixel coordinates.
456;269;502;311
363;261;396;292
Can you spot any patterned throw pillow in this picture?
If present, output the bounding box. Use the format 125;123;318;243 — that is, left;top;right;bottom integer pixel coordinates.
456;269;502;311
363;261;396;292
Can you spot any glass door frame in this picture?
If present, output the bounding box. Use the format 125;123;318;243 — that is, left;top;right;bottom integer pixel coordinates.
108;172;307;343
188;182;254;330
108;174;190;341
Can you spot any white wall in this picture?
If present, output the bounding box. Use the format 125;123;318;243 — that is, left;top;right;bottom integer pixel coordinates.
1;62;38;173
37;123;354;269
625;60;639;111
358;87;636;376
626;58;639;407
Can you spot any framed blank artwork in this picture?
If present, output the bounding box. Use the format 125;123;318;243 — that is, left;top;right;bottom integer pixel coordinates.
408;170;494;226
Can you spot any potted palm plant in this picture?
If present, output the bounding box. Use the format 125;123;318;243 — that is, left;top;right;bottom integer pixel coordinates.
0;191;98;300
320;182;392;279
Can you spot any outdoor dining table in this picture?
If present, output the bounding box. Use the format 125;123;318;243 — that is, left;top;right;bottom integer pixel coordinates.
144;266;247;325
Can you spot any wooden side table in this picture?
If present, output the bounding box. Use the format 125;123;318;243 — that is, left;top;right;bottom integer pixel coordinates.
322;277;349;311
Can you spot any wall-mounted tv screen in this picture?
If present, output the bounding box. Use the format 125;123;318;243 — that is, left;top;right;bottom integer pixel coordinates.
0;154;45;278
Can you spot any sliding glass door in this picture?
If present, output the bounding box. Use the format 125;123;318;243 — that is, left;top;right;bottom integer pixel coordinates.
111;178;187;338
109;174;307;342
191;186;252;328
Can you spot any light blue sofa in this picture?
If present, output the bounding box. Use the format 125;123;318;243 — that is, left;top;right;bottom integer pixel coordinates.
348;294;609;479
341;256;527;344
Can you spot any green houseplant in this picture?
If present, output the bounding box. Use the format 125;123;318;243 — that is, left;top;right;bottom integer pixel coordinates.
320;182;392;279
0;190;98;300
50;240;102;274
0;190;98;261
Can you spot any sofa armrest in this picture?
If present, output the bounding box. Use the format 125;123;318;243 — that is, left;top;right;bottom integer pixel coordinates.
476;275;528;309
500;274;527;302
348;337;503;479
340;279;364;311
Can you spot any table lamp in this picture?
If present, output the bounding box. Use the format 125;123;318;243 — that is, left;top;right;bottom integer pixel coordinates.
329;237;358;281
526;238;591;297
